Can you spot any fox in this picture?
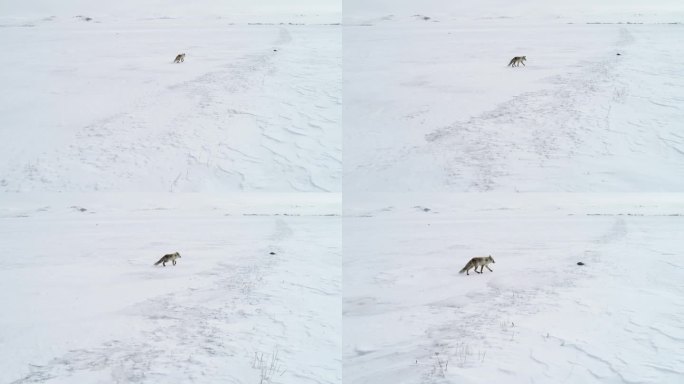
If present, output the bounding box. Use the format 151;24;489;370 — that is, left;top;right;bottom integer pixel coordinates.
154;252;181;267
507;56;526;67
459;255;495;275
173;53;185;63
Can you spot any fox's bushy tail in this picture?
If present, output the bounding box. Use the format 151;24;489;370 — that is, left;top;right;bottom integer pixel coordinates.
154;259;163;266
459;265;468;274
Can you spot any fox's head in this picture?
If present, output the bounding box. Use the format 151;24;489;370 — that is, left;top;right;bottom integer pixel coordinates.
521;56;527;61
488;255;495;263
174;252;181;258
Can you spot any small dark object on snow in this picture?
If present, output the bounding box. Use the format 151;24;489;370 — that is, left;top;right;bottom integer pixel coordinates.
616;53;621;56
270;252;276;255
577;262;585;266
273;49;278;52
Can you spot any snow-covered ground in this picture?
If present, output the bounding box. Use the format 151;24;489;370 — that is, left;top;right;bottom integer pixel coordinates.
344;18;684;192
343;194;684;384
1;0;340;20
0;2;343;383
0;194;341;384
3;1;684;383
0;16;341;192
342;8;684;381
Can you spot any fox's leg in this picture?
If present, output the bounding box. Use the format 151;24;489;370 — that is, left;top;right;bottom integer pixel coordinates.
173;260;176;265
162;261;166;267
520;61;525;66
475;266;482;274
485;265;493;272
466;267;470;275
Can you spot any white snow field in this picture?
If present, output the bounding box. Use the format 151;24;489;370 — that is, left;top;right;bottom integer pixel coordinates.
0;194;341;384
1;1;342;383
343;194;684;384
344;12;684;192
0;14;341;192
